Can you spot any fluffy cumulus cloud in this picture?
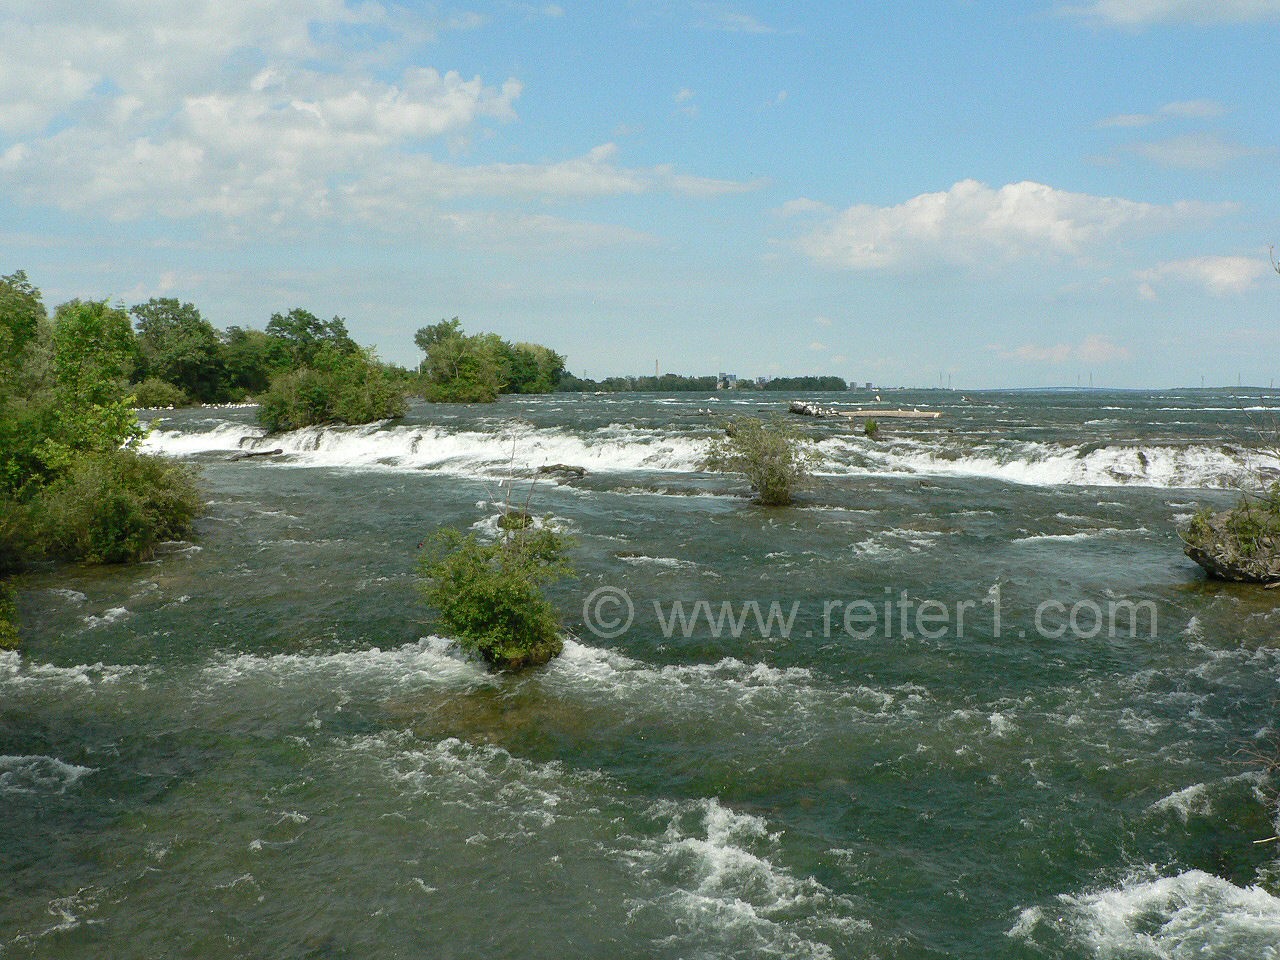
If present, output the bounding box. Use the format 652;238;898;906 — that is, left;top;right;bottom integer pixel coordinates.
791;179;1229;271
1137;255;1271;297
1065;0;1280;25
992;335;1131;365
0;1;753;233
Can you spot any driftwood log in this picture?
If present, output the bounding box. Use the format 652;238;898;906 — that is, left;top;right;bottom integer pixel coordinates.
229;448;284;461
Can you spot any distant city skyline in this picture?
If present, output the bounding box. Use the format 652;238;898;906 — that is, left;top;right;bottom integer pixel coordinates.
2;1;1278;388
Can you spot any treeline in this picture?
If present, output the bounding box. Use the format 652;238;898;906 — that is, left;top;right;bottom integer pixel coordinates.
558;373;719;393
555;374;850;392
759;376;849;391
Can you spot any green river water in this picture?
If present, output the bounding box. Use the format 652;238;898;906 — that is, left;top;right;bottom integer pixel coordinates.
4;389;1280;958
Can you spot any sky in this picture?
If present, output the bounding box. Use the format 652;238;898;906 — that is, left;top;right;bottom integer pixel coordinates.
1;1;1278;388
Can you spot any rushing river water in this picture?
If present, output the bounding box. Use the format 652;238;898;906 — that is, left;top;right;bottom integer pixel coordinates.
5;389;1280;959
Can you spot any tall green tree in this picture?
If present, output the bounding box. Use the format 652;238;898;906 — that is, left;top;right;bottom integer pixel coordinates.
131;297;225;402
266;308;357;366
219;326;290;397
43;300;144;468
0;270;42;387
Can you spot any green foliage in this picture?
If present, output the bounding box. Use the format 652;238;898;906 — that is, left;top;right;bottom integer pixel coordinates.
132;377;190;408
0;271;205;588
415;319;564;402
24;449;202;564
131;298;225;402
416;524;572;670
864;418;879;439
219;326;290;397
0;271;44;389
705;416;818;506
266;308;357;367
759;376;850;391
558;373;719;393
0;581;18;650
257;347;406;432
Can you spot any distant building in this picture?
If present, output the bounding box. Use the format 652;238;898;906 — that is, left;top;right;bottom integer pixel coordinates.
717;372;738;389
864;382;873;390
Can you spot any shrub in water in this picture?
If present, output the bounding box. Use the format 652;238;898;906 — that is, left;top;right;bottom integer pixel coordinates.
29;449;202;564
131;377;190;409
416;524;572;670
257;349;406;432
704;415;818;506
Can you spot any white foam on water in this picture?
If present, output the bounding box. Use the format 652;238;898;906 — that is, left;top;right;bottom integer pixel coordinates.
617;554;702;570
0;755;95;796
552;640;815;702
627;797;868;959
1010;869;1280;958
820;435;1278;489
342;731;601;839
140;421;264;455
1146;773;1262;824
145;419;710;477
82;606;129;628
201;636;493;694
0;651;150;691
141;411;1277;489
1011;527;1148;544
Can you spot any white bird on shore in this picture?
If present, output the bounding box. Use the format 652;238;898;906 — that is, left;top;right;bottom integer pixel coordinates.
874;393;881;402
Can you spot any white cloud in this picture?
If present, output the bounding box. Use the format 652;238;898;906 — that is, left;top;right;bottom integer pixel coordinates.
1098;98;1226;128
808;341;826;351
1137;255;1271;295
1126;132;1265;169
1160;99;1227;119
794;179;1230;271
0;2;755;235
696;5;777;33
992;335;1130;364
1065;0;1280;26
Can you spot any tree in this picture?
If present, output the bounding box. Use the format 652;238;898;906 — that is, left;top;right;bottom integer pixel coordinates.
416;320;504;403
131;297;225;403
704;416;819;506
266;308;357;366
0;271;43;386
220;326;290;397
44;300;144;469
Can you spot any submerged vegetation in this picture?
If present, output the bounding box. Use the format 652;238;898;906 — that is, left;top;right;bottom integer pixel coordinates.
705;416;818;506
416;520;573;670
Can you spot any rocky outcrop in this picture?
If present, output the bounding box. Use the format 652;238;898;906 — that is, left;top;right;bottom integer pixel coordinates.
1183;506;1280;585
789;400;841;418
537;463;588;479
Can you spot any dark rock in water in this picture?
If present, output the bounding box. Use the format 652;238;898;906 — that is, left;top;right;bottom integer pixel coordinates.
789;400;841;418
1182;507;1280;585
537;463;587;479
229;448;284;461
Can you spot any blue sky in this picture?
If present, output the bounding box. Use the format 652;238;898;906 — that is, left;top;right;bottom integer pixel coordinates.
2;1;1278;387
